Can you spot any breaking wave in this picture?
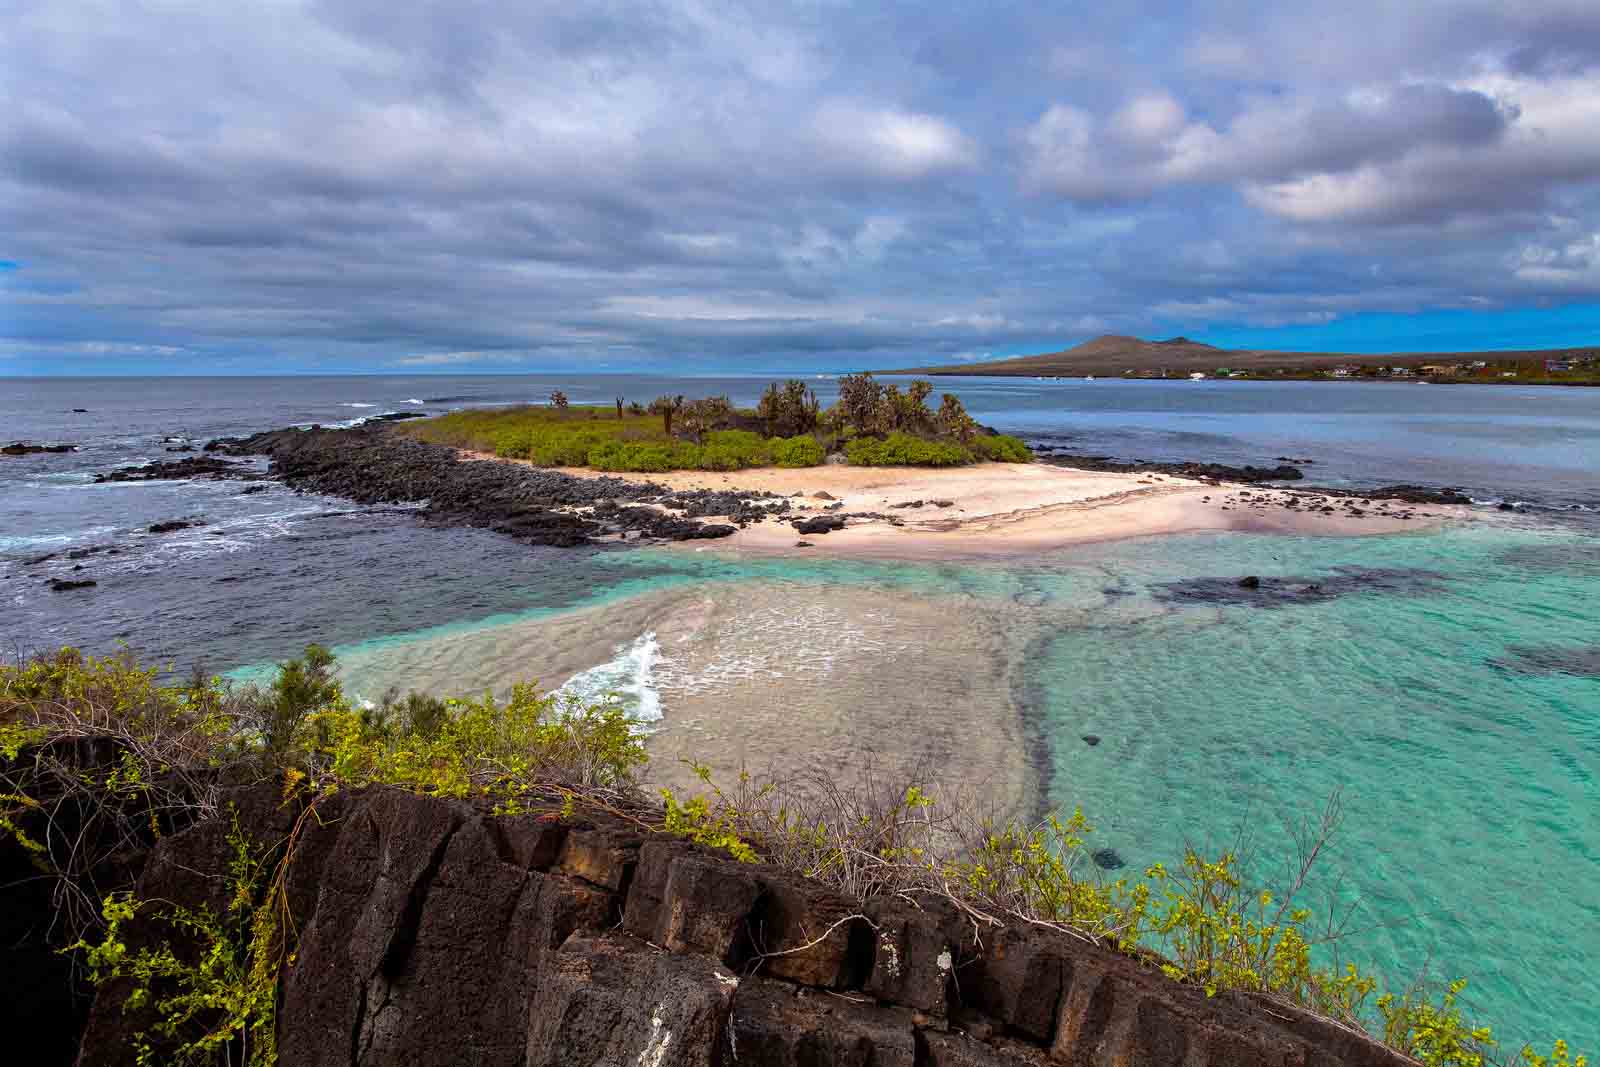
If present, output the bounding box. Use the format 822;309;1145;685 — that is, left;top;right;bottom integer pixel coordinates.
557;631;662;725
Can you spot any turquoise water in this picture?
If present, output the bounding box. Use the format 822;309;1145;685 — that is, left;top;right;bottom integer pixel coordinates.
293;518;1599;1046
1020;524;1599;1047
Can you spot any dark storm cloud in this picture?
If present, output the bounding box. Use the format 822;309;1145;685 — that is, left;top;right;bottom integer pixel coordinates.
3;0;1600;371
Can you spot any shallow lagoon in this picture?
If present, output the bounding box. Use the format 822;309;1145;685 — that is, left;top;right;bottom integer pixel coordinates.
308;519;1599;1047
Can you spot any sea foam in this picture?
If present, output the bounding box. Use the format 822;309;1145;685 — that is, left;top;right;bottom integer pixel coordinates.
557;631;663;725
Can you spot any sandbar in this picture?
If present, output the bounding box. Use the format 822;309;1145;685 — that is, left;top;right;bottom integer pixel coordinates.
461;454;1465;561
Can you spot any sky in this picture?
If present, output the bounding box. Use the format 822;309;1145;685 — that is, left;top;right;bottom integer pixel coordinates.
4;1;1600;375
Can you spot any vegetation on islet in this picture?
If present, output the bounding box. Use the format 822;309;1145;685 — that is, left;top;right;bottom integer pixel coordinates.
402;372;1032;472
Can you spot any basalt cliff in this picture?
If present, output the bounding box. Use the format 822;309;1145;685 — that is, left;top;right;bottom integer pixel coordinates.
2;752;1417;1067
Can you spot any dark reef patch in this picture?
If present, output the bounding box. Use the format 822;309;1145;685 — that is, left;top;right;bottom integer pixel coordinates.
1091;848;1126;870
1496;541;1600;578
1153;566;1448;607
1489;644;1600;679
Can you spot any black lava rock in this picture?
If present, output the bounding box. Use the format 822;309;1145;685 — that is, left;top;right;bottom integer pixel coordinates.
793;515;848;535
3;442;77;455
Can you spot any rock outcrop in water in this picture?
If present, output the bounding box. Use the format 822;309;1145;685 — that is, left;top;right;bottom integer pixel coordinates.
3;441;78;455
2;768;1417;1067
94;455;262;482
1034;451;1305;483
206;425;783;547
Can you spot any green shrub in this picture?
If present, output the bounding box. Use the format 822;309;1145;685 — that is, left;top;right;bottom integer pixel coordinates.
1377;979;1494;1067
70;814;290;1066
263;644;338;762
699;430;772;470
527;428;608;466
491;426;535;459
950;809;1152;949
310;683;647;795
846;431;972;467
969;433;1033;463
588;440;703;472
770;434;825;467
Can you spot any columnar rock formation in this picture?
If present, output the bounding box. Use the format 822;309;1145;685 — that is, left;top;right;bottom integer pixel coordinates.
43;781;1417;1066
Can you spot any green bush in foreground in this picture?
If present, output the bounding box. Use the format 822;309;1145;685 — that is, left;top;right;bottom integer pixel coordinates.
6;646;1584;1067
70;813;288;1066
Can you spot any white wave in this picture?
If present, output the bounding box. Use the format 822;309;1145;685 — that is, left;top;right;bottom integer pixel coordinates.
328;410;402;429
339;402;378;409
1;525;119;551
557;632;663;725
403;398;424;405
1471;496;1597;513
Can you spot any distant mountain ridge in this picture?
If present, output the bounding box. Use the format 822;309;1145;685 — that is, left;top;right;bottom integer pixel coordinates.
888;334;1596;377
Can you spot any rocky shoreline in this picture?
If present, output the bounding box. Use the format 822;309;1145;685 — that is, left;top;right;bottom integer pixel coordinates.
1032;447;1477;505
205;424;796;547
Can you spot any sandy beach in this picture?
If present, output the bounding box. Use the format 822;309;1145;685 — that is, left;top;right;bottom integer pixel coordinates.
464;452;1461;560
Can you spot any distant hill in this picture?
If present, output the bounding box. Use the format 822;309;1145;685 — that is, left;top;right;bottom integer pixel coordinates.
889;335;1597;377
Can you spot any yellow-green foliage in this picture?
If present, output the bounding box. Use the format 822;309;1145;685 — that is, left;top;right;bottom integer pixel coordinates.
0;789;46;864
309;683;647;796
950;809;1152;949
1145;846;1379;1024
1377;979;1495;1067
843;429;1033;467
8;646;648;1066
659;759;761;863
408;403;823;472
69;812;289;1066
1;646;234;748
662;791;760;863
404;404;656;453
1521;1041;1589;1067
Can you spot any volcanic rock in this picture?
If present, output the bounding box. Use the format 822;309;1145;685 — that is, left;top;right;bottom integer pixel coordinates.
3;442;76;456
793;515;848;535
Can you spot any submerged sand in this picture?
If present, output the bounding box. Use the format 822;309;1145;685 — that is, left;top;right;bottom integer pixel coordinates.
332;580;1047;817
354;453;1467;817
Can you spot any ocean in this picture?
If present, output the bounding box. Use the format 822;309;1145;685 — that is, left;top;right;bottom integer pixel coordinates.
2;373;1598;1045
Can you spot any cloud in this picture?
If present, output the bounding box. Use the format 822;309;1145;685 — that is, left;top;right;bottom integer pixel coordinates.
808;103;979;180
2;1;1600;372
1245;73;1600;224
1023;83;1512;203
1514;230;1600;291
